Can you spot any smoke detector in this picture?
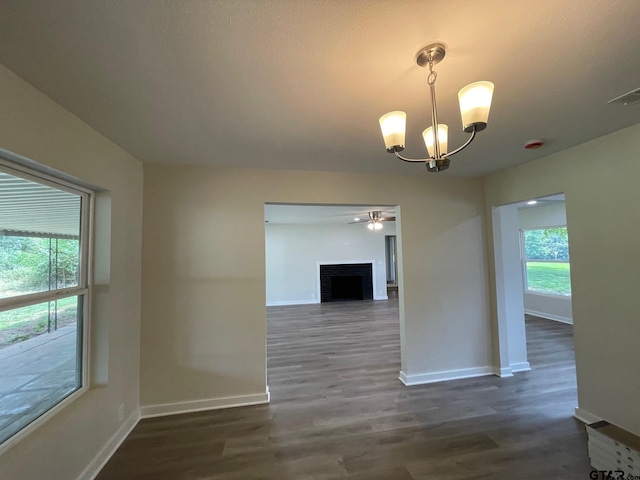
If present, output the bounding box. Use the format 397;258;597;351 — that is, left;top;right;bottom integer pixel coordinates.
524;139;545;150
608;88;640;106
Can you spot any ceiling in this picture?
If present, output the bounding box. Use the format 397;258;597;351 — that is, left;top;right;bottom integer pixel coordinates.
265;204;395;225
1;1;640;177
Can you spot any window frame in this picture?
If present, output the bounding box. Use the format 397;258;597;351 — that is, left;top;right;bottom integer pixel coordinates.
0;157;94;453
519;224;571;298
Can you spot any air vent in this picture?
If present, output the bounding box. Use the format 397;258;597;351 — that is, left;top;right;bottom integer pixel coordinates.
608;88;640;106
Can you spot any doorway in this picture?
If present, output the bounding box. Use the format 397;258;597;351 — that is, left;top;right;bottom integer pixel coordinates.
385;235;398;298
492;194;576;387
263;204;398;305
263;203;403;402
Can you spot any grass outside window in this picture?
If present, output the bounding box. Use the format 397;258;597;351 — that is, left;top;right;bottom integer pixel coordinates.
525;261;571;296
0;296;78;348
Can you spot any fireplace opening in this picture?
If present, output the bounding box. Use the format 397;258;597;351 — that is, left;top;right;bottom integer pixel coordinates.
320;263;373;302
331;275;363;300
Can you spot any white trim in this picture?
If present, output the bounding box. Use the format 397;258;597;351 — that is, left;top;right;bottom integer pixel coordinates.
524;308;573;324
0;385;88;455
77;409;140;480
523;290;572;300
399;366;495;386
0;154;94;195
374;295;388;300
493;205;528;388
574;407;603;425
510;361;531;372
266;299;319;306
0;287;89;313
0;155;95;452
316;260;378;302
493;366;514;377
140;391;270;419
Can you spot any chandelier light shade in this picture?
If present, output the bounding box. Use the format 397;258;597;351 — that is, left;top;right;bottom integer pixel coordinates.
379;111;407;151
422;124;448;158
379;43;494;172
458;81;494;132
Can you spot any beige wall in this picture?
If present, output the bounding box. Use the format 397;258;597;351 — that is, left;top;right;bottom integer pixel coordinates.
485;123;640;435
141;165;492;407
0;64;143;479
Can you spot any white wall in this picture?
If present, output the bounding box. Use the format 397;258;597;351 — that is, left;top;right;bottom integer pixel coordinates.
519;203;573;323
141;165;492;410
485;123;640;436
265;222;395;305
0;65;143;479
492;205;529;375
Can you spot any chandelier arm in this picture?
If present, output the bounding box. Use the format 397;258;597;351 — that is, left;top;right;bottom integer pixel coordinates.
393;150;432;163
443;127;477;158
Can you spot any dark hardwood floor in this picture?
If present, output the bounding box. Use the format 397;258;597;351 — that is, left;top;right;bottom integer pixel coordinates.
96;301;589;480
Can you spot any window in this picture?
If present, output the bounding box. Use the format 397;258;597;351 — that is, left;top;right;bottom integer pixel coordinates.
521;227;571;296
0;161;91;446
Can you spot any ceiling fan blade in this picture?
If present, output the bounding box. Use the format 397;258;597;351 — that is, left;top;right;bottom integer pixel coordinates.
348;220;368;224
380;216;396;222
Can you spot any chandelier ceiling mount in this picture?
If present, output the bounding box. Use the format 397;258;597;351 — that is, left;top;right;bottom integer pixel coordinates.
415;43;446;68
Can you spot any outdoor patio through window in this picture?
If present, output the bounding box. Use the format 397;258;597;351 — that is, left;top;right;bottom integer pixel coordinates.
0;164;90;446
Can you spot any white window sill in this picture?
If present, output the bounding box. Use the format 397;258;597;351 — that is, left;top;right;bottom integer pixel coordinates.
0;384;88;455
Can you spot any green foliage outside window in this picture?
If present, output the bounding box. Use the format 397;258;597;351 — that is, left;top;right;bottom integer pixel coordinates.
523;227;569;261
0;236;79;297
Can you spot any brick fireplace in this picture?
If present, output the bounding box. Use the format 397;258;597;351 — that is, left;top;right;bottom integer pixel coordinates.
319;263;373;302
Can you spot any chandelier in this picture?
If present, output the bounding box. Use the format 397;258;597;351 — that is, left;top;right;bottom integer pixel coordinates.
379;43;494;172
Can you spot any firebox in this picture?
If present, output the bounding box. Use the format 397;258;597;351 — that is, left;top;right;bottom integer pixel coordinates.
319;263;373;302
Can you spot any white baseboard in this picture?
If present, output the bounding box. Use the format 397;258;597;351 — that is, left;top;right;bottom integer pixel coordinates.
574;407;602;425
374;295;389;300
525;309;573;325
399;366;495;386
266;299;319;306
510;362;531;373
140;391;270;419
78;409;140;480
493;366;514;377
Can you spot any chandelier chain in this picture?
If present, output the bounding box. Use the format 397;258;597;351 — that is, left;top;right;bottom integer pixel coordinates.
427;58;437;86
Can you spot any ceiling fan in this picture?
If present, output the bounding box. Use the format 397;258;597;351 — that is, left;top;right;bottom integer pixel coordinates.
349;211;396;230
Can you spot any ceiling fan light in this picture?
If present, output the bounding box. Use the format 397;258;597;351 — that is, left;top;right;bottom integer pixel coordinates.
374;222;383;230
458;81;494;132
379;111;406;151
422;124;448;157
367;223;374;230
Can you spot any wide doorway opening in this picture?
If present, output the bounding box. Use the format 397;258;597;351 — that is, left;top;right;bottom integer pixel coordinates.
492;194;578;415
264;203;401;402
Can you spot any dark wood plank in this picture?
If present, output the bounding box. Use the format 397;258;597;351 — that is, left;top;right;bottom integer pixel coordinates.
96;301;589;480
